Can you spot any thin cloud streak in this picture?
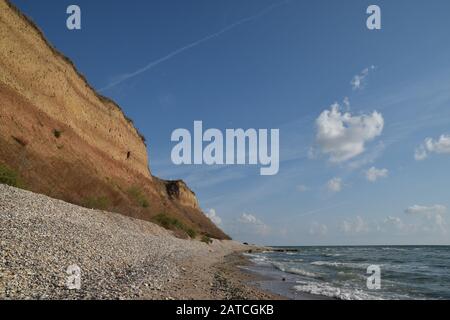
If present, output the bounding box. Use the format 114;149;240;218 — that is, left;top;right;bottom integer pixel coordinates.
100;1;288;92
297;202;348;218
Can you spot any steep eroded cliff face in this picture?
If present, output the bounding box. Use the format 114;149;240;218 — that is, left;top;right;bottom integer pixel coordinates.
0;0;229;240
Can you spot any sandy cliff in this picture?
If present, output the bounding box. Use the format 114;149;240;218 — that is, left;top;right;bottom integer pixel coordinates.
0;0;229;239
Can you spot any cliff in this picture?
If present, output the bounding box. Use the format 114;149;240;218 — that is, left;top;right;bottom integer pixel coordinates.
0;0;229;240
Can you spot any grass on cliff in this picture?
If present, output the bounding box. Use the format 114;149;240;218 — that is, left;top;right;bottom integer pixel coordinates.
127;186;149;208
153;213;197;239
82;196;110;210
201;235;213;244
0;164;23;188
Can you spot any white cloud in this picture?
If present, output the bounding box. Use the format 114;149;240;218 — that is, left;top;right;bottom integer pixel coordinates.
415;134;450;161
315;104;384;163
339;207;449;238
405;204;447;216
309;222;328;237
343;97;350;110
341;216;370;234
347;142;385;170
351;66;375;90
205;208;222;225
365;167;389;182
239;213;258;224
384;216;402;225
435;214;446;230
405;205;448;233
378;216;414;234
414;146;428;161
425;135;450;154
238;213;270;236
327;177;342;193
382;216;405;230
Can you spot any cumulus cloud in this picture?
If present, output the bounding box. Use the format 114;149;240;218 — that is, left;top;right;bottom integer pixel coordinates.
347;142;385;170
377;216;418;235
315;104;384;163
415;134;450;161
382;216;405;231
405;205;448;233
414;146;428;161
205;209;222;225
238;213;270;236
343;97;351;110
327;177;342;193
405;204;447;216
425;135;450;154
341;216;370;234
239;213;258;224
384;216;402;225
351;66;375;90
365;167;389;182
375;207;449;235
339;207;449;238
309;222;328;237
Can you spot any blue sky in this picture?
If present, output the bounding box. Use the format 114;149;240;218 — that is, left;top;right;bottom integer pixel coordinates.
12;0;450;245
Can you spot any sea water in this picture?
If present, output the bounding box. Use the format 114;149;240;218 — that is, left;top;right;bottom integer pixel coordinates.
244;246;450;300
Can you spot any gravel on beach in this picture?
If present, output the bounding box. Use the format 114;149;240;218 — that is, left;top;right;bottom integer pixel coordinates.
0;184;249;300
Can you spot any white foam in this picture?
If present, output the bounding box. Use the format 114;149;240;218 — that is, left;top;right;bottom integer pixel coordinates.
271;262;318;278
243;253;270;265
310;261;370;269
293;281;383;300
286;267;318;278
324;253;342;257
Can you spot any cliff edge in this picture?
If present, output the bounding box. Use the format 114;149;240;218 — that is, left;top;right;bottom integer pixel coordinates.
0;0;229;240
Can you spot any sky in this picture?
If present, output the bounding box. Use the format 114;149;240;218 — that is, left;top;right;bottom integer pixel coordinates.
11;0;450;245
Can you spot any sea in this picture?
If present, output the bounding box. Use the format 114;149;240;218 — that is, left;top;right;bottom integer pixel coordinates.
243;246;450;300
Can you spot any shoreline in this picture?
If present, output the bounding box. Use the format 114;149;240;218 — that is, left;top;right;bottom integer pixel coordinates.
222;252;331;300
1;183;321;300
153;247;330;300
143;249;287;300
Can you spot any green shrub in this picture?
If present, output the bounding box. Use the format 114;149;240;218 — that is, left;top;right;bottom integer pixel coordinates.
201;235;213;244
82;196;110;210
0;164;22;188
186;228;197;239
128;186;149;208
153;213;174;229
153;213;197;239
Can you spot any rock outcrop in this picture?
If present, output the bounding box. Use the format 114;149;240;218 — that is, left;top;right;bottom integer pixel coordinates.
0;0;229;239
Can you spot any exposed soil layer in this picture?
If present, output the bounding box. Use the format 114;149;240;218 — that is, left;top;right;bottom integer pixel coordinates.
0;0;228;239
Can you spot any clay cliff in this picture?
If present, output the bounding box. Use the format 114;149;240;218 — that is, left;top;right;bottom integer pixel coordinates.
0;0;229;240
